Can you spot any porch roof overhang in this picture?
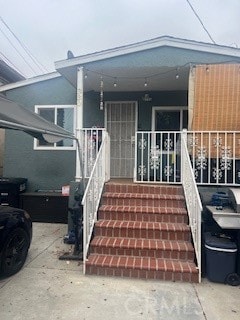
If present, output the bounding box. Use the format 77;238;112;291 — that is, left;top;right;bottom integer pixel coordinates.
55;36;240;92
0;95;75;142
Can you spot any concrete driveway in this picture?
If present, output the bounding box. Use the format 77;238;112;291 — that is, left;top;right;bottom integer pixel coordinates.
0;223;239;320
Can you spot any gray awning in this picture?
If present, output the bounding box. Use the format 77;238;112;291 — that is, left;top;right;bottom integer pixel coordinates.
0;95;75;142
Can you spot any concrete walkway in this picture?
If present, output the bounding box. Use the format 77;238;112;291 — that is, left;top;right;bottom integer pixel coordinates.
0;223;239;320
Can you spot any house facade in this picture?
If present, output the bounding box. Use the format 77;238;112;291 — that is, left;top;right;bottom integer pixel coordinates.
1;36;240;282
1;36;240;190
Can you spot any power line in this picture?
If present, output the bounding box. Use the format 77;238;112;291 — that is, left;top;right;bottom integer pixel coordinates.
0;16;49;73
0;23;39;75
186;0;216;44
0;16;49;75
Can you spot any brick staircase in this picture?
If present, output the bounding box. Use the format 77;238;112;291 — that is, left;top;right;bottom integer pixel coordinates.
85;181;199;283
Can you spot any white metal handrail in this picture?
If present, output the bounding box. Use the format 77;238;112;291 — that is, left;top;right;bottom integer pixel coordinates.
82;132;110;274
181;130;202;283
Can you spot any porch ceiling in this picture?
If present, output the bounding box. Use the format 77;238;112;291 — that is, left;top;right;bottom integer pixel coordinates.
59;65;190;92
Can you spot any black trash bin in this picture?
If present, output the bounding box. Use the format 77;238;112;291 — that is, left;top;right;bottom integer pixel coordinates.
0;177;27;207
205;232;237;283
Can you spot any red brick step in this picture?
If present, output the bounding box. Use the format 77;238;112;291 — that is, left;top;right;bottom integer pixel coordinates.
86;254;198;283
105;183;184;195
101;192;185;208
85;182;199;283
90;236;194;261
94;220;190;241
98;204;188;223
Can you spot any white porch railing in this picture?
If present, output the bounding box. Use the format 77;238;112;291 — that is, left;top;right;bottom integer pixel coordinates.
80;128;106;178
187;131;240;185
181;130;202;283
135;131;240;186
82;131;110;274
135;131;181;183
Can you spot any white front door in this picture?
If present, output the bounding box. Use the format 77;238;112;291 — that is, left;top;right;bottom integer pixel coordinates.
105;101;137;178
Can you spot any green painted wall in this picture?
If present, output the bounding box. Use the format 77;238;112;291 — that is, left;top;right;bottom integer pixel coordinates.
4;76;77;191
84;90;187;130
84;46;240;70
83;91;105;127
3;73;187;191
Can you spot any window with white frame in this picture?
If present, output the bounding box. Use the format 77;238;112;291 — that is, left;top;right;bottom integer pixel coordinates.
34;105;76;150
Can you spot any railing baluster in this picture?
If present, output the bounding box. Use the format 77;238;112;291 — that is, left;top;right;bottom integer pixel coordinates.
208;132;211;184
141;132;144;182
233;132;236;184
160;132;163;182
147;132;150;182
173;132;176;183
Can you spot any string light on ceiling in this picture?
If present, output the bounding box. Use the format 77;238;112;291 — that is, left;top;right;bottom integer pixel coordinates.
84;60;239;95
83;63;189;86
175;68;180;79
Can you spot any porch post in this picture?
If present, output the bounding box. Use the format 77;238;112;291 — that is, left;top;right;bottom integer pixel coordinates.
75;66;84;181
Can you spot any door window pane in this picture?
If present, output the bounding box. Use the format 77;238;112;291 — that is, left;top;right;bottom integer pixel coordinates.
155;109;188;131
156;111;180;131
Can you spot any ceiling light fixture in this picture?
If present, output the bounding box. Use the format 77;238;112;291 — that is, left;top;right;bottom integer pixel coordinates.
142;93;152;102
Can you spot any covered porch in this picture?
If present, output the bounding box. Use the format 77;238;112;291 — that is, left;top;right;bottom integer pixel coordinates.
54;37;240;184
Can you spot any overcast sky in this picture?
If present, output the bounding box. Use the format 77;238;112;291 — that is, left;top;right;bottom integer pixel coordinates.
0;0;240;78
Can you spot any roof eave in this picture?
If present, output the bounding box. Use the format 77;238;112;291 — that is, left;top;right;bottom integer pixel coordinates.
0;72;61;92
55;36;240;70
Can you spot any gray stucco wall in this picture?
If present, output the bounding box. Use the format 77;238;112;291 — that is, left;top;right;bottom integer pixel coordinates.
4;76;77;192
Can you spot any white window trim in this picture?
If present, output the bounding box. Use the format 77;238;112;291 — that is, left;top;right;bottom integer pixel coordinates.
151;106;188;131
34;105;76;150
